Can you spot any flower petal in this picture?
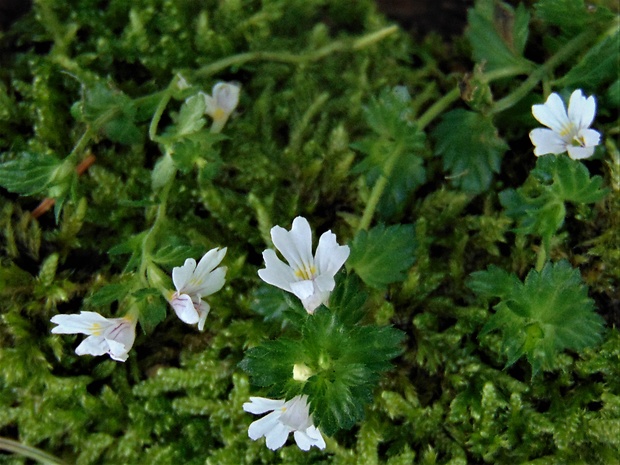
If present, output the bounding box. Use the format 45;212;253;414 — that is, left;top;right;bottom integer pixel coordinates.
314;230;350;276
568;90;596;130
271;217;314;273
567;145;595;160
75;335;109;357
248;411;282;441
243;397;286;414
103;318;136;356
290;280;315;301
105;338;130;362
529;128;567;156
532;93;569;133
578;128;601;148
50;311;112;335
264;420;291;451
193;248;227;282
213;82;240;113
195;266;227;298
172;258;197;292
196;300;211;331
169;293;200;324
258;249;296;292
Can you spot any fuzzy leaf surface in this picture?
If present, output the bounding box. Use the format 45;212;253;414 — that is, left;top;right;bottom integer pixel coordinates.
433;109;507;194
348;224;416;289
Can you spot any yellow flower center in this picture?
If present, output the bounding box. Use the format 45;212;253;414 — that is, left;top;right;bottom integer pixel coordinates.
294;264;316;281
90;323;102;336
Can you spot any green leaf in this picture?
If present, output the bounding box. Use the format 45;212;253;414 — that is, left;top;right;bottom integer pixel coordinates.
348;224;416;289
86;282;134;307
135;290;168;334
467;265;521;300
500;156;608;241
174;94;206;136
76;81;142;145
0;152;63;196
329;272;368;326
466;0;532;71
558;30;620;90
151;153;177;191
433;109;508;194
470;261;605;375
238;338;303;391
534;0;614;36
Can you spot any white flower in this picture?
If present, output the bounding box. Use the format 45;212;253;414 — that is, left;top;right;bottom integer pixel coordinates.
201;82;240;133
529;89;601;160
168;248;227;331
258;216;350;314
50;311;137;362
243;395;326;451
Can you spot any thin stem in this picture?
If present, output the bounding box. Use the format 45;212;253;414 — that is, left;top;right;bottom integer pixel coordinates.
149;92;173;143
489;28;598;115
416;87;460;131
0;437;68;465
193;25;398;78
357;143;403;232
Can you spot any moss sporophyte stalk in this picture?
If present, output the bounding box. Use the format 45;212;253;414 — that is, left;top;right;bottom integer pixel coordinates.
0;0;618;463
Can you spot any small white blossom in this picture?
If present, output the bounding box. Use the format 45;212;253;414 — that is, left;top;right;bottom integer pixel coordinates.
168;248;227;331
243;395;326;451
529;89;601;160
50;311;137;362
258;216;350;314
201;82;240;133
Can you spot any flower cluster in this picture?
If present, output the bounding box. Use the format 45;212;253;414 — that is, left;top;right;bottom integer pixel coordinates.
242;217;350;451
529;89;601;160
50;247;228;361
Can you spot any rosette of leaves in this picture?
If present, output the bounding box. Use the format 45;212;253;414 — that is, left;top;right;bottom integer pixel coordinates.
467;260;605;375
240;273;405;437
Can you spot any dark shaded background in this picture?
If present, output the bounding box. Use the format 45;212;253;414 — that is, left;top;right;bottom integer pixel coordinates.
1;0;472;35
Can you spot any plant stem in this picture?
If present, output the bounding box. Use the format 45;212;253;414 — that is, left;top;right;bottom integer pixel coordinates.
0;437;67;465
416;87;460;131
489;28;598;115
193;25;398;78
357;143;403;232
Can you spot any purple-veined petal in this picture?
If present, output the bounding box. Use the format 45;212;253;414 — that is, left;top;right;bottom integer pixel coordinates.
169;293;200;324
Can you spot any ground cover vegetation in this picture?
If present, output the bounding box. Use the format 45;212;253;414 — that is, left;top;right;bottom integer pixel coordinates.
0;0;618;463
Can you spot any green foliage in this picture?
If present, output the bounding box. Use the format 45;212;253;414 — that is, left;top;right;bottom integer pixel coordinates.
241;305;404;436
352;87;426;219
466;0;532;71
468;261;605;375
433;109;508;194
0;0;618;464
348;224;416;289
500;155;608;246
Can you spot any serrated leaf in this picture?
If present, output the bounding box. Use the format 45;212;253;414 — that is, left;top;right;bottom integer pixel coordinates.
473;261;605;375
558;30;620;89
0;152;62;196
135;291;168;334
549;155;609;204
534;0;613;36
238;339;302;390
348;224;416;289
467;265;521;300
433;109;507;194
500;156;608;242
466;0;532;71
87;282;134;307
151;240;202;266
329;272;368;326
